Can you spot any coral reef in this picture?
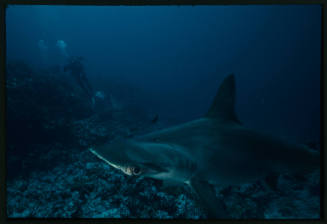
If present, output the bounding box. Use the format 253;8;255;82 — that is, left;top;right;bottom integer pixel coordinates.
6;61;320;219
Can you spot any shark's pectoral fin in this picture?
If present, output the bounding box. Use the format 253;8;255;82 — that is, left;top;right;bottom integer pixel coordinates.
158;180;184;195
190;178;230;219
206;74;241;125
161;179;182;188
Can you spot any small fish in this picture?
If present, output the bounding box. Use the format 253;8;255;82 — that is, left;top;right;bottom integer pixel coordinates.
151;114;159;124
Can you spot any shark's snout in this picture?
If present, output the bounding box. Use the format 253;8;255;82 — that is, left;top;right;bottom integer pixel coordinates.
89;145;141;176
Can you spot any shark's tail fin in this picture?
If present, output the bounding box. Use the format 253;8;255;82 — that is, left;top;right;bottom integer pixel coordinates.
206;74;241;124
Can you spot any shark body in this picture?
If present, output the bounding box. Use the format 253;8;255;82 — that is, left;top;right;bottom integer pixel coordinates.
89;74;319;218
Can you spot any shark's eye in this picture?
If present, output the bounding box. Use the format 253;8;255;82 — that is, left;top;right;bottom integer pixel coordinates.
132;166;142;175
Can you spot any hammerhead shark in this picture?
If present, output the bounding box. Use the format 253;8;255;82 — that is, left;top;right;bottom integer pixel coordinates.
89;74;319;218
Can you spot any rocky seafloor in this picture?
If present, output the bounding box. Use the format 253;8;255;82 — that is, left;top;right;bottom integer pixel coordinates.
6;61;321;219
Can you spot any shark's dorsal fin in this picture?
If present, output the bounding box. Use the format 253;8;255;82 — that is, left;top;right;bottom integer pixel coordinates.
206;74;241;124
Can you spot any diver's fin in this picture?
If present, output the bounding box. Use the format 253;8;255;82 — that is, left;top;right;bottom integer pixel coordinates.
206;74;241;124
190;178;230;219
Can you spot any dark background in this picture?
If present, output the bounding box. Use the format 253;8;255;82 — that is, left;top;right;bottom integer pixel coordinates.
6;5;321;143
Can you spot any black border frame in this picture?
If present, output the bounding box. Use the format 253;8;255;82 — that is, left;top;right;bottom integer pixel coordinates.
0;1;325;224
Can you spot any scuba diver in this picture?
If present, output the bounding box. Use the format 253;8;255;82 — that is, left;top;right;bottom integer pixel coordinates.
64;56;94;102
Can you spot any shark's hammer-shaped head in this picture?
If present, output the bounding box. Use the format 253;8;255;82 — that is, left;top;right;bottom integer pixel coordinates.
89;139;196;184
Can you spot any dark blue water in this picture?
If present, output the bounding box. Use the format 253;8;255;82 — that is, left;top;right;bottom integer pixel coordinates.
7;5;321;142
6;5;321;219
